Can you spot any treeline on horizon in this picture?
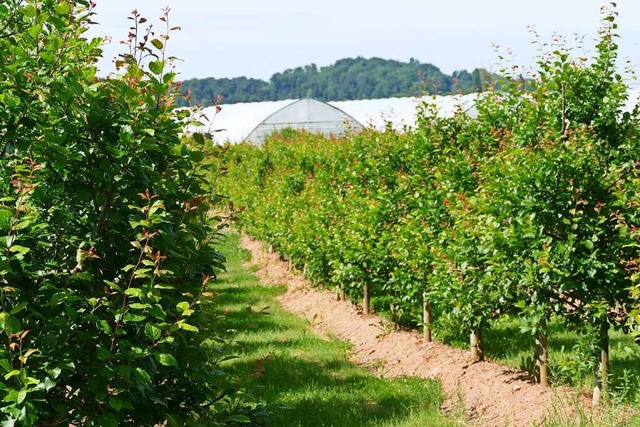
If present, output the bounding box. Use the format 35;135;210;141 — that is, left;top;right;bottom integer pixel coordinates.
176;56;494;106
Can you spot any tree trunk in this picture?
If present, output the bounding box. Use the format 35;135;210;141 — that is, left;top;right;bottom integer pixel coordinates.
363;283;370;315
593;321;610;406
534;318;548;386
390;302;399;330
470;327;484;362
423;292;432;342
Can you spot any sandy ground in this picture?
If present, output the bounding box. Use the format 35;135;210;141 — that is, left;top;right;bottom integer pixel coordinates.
240;235;587;427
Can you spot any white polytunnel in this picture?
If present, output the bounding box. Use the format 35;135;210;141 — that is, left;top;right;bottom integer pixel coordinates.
245;98;362;145
185;93;481;145
183;89;640;145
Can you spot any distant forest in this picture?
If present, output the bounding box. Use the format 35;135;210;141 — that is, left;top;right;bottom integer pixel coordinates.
176;57;494;106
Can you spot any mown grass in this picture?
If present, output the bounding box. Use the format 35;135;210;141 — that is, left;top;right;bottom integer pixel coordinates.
214;232;461;427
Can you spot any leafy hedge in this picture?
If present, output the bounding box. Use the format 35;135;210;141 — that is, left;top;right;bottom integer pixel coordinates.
221;6;640;396
0;1;269;425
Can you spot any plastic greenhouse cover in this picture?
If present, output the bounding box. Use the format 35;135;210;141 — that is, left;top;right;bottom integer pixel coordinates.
184;90;640;145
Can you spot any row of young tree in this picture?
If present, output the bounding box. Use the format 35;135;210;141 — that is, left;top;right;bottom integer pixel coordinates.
220;6;640;403
0;1;268;425
177;57;493;106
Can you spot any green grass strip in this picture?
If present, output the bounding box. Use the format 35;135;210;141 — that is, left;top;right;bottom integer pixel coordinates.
215;232;461;427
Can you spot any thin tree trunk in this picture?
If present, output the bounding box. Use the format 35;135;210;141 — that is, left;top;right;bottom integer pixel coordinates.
534;318;548;386
390;302;399;330
470;327;484;362
363;283;370;315
423;291;432;342
593;321;610;406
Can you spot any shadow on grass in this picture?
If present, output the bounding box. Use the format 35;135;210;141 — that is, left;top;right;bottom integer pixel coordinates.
211;283;286;311
210;233;455;427
228;350;446;427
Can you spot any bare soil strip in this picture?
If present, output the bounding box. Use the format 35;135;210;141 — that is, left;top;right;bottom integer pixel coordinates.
240;235;584;426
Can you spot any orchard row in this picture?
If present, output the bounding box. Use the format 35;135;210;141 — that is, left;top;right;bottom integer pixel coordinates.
220;10;640;401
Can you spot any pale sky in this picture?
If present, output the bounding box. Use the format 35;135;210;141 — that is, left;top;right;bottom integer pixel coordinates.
87;1;640;83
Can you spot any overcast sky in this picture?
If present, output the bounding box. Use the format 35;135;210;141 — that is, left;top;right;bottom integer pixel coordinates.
87;1;640;82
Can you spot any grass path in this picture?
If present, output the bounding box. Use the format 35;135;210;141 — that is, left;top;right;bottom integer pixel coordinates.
215;232;461;427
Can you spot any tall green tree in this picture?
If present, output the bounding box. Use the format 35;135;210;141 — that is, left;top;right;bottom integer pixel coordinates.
0;2;268;425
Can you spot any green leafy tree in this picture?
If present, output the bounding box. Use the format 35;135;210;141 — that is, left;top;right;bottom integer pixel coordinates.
177;57;496;106
0;2;269;425
219;1;640;405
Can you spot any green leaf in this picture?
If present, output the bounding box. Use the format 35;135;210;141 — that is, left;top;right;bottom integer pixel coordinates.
130;303;151;310
157;353;178;367
4;370;19;380
144;323;162;341
43;376;56;392
108;397;123;411
46;366;62;379
0;209;12;232
54;1;71;14
124;288;143;298
8;245;29;255
178;321;198;333
97;320;112;334
116;365;132;379
123;313;146;322
133;367;151;385
176;301;190;313
163;72;176;84
133;268;152;278
104;280;123;292
9;302;27;315
227;415;251;423
150;38;164;50
192;133;205;144
5;317;20;335
189;150;205;162
149;60;163;75
22;5;36;17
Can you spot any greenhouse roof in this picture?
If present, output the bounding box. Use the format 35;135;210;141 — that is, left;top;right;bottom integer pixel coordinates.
245;98;362;145
185;93;479;144
183;89;640;145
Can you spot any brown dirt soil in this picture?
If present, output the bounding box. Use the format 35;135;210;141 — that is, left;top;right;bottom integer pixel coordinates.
240;235;590;427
